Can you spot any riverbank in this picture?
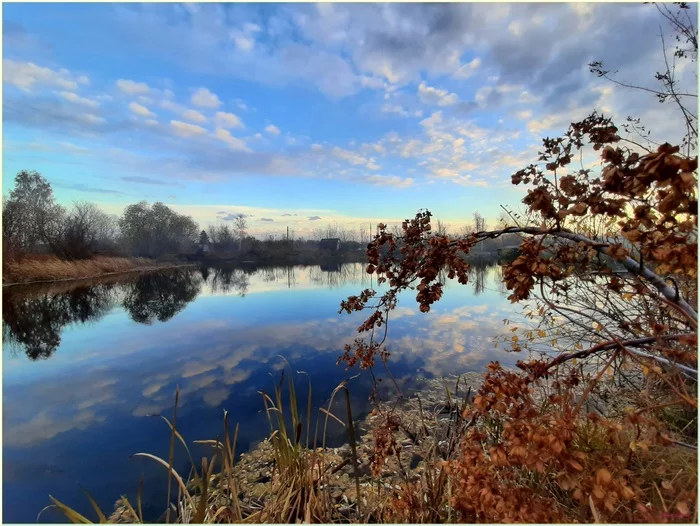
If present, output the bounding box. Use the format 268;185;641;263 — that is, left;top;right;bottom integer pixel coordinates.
98;365;688;524
2;256;192;287
185;371;644;521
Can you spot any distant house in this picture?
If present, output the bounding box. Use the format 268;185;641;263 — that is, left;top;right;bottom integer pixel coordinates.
319;238;341;252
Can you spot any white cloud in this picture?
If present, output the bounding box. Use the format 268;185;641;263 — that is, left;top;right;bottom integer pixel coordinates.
213;127;251;152
182;109;207;123
381;104;423;118
160;99;186;113
129;102;155;117
453;57;481;79
453;176;489;188
331;146;369;166
518;91;541;104
59;91;99;108
265;124;281;135
418;82;459;106
420;111;443;129
3;59;83;91
234;35;255;51
360;76;386;90
215;111;244;129
54;142;88;154
191;87;221;108
400;139;423;158
170;120;207;136
116;79;150;95
230;22;261;51
311;143;323;151
78;113;105;125
526;114;566;134
362;142;386;155
515;110;533;120
475;86;492;106
508;21;523;37
364;175;413;188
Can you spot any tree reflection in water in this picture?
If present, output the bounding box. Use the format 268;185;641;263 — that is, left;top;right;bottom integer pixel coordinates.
309;262;360;289
2;262;502;362
199;265;211;283
3;269;203;358
122;269;203;324
469;264;487;296
3;283;118;360
208;266;250;297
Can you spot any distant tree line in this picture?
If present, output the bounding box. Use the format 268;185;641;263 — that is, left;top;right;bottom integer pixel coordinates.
1;170;366;267
3;170;200;261
2;169;521;267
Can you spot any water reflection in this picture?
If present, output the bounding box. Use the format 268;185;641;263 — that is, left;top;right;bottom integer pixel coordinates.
3;268;202;359
209;266;251;296
3;261;524;523
2;262;501;361
3;283;118;360
122;271;202;325
470;264;486;296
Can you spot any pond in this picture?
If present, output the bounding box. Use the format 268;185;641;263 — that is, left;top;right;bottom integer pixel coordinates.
3;262;524;523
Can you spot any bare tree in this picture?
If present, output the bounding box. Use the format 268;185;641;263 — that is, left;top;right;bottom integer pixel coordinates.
233;215;248;250
473;211;486;233
589;2;697;154
435;219;451;238
61;201;116;258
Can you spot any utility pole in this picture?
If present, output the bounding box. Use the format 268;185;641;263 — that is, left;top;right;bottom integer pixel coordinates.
286;226;289;241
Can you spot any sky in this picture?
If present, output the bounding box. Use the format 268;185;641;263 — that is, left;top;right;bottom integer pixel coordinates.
2;2;696;237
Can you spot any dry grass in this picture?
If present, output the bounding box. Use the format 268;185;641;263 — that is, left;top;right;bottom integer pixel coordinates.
3;255;168;285
44;366;697;524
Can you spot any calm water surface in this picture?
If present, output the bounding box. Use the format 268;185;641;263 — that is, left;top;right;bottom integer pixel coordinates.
3;263;522;523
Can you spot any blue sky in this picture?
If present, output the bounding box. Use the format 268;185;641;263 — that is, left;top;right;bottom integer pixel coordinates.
2;3;695;236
